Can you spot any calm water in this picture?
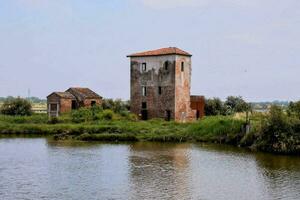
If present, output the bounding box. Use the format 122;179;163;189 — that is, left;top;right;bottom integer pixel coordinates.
0;139;299;200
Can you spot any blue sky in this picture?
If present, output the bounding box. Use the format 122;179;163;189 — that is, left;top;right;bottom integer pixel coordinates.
0;0;299;101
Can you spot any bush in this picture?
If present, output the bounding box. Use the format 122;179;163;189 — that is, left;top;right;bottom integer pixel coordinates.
48;117;60;124
98;109;114;120
71;108;93;123
126;113;138;121
0;97;32;116
257;105;300;154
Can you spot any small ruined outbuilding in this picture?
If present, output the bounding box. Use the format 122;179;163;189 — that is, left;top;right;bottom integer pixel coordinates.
128;47;205;122
47;87;102;117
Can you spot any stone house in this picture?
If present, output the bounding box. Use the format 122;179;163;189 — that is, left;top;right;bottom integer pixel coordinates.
47;87;102;117
128;47;205;122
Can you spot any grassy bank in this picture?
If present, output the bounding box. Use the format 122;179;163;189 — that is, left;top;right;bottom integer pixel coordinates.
0;110;299;155
0;114;245;143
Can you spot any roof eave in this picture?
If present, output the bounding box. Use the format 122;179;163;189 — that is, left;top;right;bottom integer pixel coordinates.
127;53;192;58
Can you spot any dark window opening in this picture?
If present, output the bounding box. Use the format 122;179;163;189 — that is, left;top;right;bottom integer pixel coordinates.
164;61;169;70
181;62;184;72
196;110;200;119
91;101;96;107
50;104;58;111
158;86;162;95
142;102;147;109
141;110;148;120
71;100;77;110
166;110;171;121
142;63;147;71
142;86;147;96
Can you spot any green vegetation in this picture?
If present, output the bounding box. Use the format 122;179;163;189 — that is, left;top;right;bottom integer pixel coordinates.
0;114;244;144
0;97;299;155
0;97;32;116
205;96;251;116
254;105;300;154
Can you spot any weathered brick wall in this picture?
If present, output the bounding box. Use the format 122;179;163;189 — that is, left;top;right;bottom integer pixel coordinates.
190;95;205;119
130;55;176;119
47;94;72;115
60;99;73;113
174;55;195;122
83;99;102;108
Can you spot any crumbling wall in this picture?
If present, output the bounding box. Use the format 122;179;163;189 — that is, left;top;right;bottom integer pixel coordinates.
130;55;176;119
83;99;102;108
60;99;73;113
174;55;195;122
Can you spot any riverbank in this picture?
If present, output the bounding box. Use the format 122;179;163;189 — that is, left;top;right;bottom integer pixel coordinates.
0;115;244;142
0;113;299;155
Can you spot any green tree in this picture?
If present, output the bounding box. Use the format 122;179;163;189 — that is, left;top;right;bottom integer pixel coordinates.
0;97;32;116
102;98;129;113
225;96;251;113
287;101;300;118
204;98;226;116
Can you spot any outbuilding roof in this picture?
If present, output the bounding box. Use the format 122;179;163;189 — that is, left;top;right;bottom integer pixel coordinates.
47;92;75;99
127;47;192;57
66;87;102;100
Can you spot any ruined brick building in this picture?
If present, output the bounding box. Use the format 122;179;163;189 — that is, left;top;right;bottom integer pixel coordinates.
128;47;204;122
47;87;102;117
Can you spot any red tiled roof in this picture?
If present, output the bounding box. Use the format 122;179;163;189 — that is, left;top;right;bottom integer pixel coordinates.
127;47;192;57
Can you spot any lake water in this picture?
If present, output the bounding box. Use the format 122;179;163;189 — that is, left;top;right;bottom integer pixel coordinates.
0;138;299;200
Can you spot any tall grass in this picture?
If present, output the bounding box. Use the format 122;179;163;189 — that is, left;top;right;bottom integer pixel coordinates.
0;114;48;124
187;116;244;143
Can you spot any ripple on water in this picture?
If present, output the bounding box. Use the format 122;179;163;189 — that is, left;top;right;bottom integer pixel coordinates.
0;139;299;200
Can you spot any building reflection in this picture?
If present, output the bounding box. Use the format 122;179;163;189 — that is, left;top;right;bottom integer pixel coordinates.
128;142;192;200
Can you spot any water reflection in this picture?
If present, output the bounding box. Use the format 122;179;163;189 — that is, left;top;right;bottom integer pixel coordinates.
128;143;191;200
255;154;300;200
0;139;299;200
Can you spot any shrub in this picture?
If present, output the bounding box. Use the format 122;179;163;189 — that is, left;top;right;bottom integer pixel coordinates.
257;105;300;153
71;108;93;123
98;109;114;120
48;117;60;124
126;113;138;121
0;97;32;116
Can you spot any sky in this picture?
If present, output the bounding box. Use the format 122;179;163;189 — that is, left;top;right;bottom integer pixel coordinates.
0;0;299;101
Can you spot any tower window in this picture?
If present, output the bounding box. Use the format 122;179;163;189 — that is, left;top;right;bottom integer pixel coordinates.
142;86;147;96
142;63;147;71
164;61;169;70
181;62;184;72
158;86;162;95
